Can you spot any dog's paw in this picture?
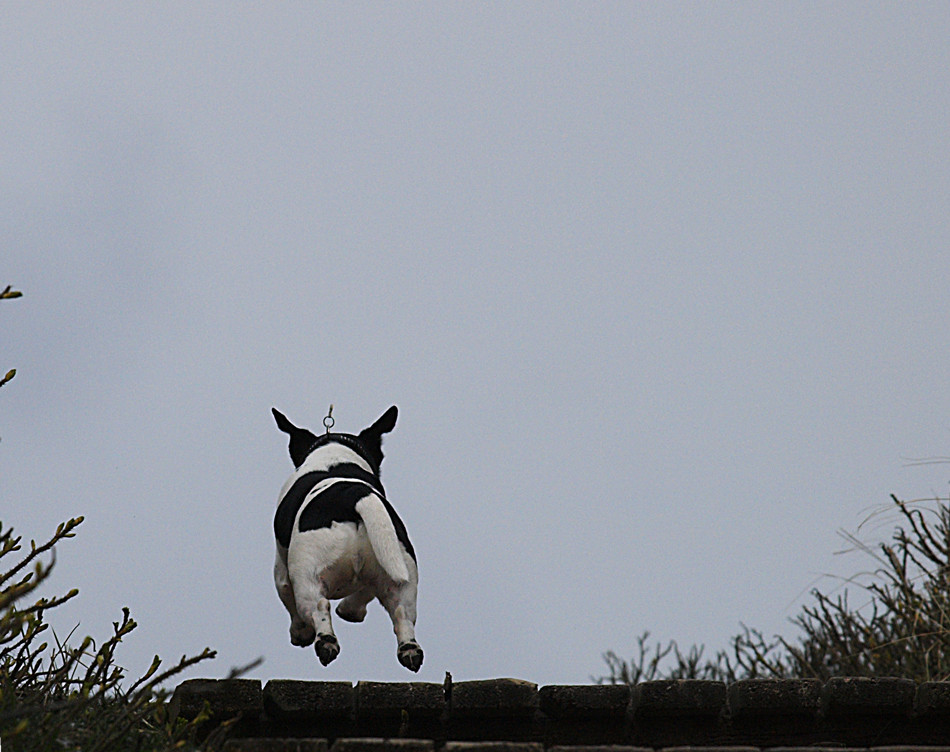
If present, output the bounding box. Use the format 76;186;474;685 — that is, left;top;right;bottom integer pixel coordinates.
335;600;367;623
290;622;315;647
397;641;424;672
315;634;340;666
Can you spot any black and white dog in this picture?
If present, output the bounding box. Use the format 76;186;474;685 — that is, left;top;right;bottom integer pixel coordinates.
271;405;423;672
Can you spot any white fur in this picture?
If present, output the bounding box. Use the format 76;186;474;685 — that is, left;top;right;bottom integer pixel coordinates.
273;440;421;670
354;494;410;583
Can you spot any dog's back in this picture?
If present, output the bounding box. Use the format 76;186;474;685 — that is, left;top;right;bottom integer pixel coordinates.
277;440;412;587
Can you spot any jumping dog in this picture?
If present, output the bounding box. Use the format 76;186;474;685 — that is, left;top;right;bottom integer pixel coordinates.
271;405;423;671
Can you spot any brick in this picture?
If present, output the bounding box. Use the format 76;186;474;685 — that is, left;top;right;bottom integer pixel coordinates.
661;747;759;752
540;684;632;746
766;748;867;752
330;739;434;752
263;680;354;722
916;681;950;716
633;681;727;718
539;684;631;718
223;741;328;752
443;743;543;752
727;679;821;717
355;681;445;719
450;679;539;719
549;747;650;752
821;676;916;716
171;678;262;720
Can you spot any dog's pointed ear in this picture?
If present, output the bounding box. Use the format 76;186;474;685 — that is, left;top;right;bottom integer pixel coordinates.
272;407;297;435
357;406;397;472
363;405;398;438
272;407;318;468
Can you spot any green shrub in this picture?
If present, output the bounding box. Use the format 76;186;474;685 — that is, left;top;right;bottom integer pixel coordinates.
1;286;237;750
599;493;950;684
0;516;223;751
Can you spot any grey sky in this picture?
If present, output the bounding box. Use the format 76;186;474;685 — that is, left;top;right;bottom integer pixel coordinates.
3;4;950;685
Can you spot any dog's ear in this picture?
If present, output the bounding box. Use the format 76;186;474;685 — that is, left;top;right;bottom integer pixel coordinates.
272;407;318;468
362;405;398;439
357;406;398;471
272;407;297;435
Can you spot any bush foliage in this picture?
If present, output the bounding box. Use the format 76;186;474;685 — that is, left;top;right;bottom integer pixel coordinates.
599;493;950;684
0;517;223;751
1;286;233;750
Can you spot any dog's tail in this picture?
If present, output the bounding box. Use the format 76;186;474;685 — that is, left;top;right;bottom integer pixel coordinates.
355;494;410;584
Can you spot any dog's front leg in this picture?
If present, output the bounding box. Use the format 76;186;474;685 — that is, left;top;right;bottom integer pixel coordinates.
274;549;314;647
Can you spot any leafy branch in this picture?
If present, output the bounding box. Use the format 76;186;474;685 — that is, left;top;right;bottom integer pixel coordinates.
1;284;254;750
1;286;20;401
0;517;221;750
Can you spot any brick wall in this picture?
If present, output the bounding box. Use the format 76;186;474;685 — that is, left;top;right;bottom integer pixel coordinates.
170;676;950;752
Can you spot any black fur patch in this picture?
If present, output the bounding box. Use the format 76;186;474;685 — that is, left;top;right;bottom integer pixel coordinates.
298;481;366;532
273;463;415;561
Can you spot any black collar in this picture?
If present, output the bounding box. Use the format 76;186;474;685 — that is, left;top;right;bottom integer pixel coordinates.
304;433;379;474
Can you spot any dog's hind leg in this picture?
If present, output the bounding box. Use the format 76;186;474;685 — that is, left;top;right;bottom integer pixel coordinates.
292;578;340;666
379;577;423;672
274;549;314;647
336;586;374;623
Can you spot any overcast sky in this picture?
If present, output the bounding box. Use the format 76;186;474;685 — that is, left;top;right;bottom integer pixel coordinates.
3;4;950;687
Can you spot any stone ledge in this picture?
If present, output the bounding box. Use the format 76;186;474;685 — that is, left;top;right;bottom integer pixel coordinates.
174;678;949;724
174;677;950;748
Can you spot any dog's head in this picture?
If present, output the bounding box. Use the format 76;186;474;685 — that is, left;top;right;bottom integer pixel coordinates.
272;405;398;473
